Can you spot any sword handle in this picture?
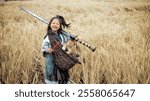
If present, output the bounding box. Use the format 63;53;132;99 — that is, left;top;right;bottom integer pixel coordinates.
75;37;96;52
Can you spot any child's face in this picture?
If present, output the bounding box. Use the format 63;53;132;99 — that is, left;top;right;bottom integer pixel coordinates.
50;18;60;33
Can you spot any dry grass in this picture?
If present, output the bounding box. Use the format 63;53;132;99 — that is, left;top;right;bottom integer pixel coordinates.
0;0;150;84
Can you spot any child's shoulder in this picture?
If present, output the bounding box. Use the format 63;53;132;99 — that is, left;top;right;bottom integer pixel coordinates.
61;30;70;38
61;30;76;40
44;35;50;42
61;30;69;36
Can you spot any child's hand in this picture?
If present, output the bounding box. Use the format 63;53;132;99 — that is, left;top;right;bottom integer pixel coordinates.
67;40;76;46
45;48;54;53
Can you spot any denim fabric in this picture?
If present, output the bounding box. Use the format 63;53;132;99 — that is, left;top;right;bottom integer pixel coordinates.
45;54;54;80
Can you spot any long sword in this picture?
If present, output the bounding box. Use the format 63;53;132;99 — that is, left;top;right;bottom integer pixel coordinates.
19;6;96;52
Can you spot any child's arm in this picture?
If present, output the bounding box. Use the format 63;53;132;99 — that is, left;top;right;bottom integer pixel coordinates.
41;36;53;56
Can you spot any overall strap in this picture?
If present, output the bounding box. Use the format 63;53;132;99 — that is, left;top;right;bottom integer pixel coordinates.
48;34;63;50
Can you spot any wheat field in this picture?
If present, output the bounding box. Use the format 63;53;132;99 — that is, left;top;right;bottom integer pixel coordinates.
0;0;150;84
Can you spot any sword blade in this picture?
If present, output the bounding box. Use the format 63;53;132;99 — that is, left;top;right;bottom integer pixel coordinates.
19;6;49;24
19;7;74;37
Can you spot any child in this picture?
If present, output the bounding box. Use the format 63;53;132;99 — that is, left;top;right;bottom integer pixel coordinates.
41;15;74;84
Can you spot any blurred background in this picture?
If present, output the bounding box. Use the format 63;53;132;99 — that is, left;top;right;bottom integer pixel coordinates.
0;0;150;84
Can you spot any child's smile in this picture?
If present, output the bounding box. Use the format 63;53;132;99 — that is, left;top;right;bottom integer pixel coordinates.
50;18;60;33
